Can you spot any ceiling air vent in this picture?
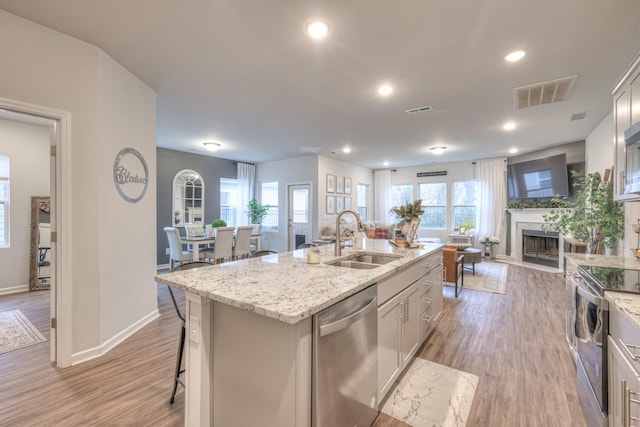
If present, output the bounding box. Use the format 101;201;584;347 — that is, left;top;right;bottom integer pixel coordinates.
406;105;433;114
513;75;578;109
570;112;588;121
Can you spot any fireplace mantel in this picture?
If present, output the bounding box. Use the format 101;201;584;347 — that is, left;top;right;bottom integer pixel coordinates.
506;208;564;271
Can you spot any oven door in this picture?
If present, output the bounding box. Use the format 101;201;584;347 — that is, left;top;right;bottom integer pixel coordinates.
575;278;609;419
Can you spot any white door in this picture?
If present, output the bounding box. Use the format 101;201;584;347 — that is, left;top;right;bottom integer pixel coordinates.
288;184;312;250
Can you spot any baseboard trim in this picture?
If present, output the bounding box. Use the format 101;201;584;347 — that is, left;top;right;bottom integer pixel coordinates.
70;308;160;366
0;284;30;295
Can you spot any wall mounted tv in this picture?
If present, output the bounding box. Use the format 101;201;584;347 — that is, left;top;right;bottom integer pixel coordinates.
507;153;570;199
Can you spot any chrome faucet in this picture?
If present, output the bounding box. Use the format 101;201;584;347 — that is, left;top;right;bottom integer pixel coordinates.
335;209;364;256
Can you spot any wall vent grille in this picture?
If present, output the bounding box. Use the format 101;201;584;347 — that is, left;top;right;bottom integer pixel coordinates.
513;75;578;109
406;105;433;114
570;112;588;121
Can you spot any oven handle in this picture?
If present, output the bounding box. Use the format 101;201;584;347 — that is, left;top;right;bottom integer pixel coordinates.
576;281;606;307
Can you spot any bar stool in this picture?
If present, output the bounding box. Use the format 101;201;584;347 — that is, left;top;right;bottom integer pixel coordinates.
167;261;213;404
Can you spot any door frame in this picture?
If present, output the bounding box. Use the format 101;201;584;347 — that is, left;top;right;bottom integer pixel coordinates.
0;96;72;367
286;181;313;251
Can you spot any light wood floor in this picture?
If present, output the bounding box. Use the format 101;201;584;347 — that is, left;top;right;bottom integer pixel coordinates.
0;263;586;426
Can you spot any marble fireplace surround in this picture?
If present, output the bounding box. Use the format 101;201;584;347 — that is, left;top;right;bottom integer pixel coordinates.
507;209;565;271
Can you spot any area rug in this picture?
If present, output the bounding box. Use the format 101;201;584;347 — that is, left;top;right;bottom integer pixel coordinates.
0;309;47;355
381;358;479;427
445;261;508;295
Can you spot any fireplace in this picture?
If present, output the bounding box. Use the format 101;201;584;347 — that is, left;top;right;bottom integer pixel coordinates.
522;229;560;268
507;209;565;271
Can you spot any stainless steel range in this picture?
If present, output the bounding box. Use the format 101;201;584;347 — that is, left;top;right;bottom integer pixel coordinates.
569;265;640;427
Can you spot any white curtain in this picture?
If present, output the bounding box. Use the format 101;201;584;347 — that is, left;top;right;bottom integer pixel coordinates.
475;158;507;255
373;169;392;222
236;162;255;226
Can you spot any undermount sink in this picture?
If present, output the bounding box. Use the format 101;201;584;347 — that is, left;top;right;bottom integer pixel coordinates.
328;260;381;270
326;252;403;269
348;253;402;265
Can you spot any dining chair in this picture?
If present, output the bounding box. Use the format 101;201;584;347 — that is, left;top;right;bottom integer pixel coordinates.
185;224;205;238
164;227;193;270
203;226;234;264
250;224;261;252
166;261;213;404
233;226;254;260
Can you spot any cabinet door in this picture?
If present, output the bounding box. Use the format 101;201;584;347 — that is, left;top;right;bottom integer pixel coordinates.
401;283;422;368
378;296;403;400
608;336;640;427
614;87;631;199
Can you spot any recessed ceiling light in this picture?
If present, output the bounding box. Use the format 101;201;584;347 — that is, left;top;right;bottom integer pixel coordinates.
377;85;394;96
430;146;446;155
509;148;519;154
305;19;330;39
342;146;351;154
505;49;527;62
503;122;516;131
383;161;390;167
203;142;221;152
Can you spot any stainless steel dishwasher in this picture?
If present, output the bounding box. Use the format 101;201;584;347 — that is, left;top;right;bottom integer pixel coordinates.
312;284;378;427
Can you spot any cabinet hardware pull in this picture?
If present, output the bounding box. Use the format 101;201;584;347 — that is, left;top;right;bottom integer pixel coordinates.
399;300;405;321
620;339;640;361
419;312;433;322
405;297;409;320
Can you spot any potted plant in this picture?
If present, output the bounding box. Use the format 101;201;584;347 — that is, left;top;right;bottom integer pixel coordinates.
542;170;624;254
246;199;271;224
211;219;227;228
480;236;501;258
458;218;475;235
390;199;424;239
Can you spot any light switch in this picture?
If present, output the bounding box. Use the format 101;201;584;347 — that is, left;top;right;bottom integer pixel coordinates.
189;315;200;344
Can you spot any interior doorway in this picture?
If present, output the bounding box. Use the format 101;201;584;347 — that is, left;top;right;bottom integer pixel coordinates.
287;183;313;250
0;96;71;367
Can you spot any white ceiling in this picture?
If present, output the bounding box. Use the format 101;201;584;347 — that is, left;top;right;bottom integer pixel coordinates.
1;0;640;168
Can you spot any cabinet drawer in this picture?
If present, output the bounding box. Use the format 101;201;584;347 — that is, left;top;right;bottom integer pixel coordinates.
610;303;640;374
378;260;428;306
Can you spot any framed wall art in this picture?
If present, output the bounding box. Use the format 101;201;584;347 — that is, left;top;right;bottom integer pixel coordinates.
326;195;335;214
344;177;351;195
336;196;344;212
344;196;351;209
326;174;335;193
336;176;343;194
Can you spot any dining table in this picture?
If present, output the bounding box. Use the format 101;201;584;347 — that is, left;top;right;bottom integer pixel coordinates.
181;233;262;261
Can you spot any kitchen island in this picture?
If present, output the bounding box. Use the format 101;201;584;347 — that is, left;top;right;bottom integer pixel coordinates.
156;239;442;427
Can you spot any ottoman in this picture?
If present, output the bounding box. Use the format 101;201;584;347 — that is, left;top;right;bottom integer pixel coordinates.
458;247;482;275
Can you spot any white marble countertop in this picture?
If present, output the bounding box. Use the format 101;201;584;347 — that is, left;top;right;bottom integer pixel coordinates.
566;253;640;328
155;239;442;324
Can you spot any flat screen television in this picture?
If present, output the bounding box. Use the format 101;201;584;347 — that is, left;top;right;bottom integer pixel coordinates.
507;153;570;199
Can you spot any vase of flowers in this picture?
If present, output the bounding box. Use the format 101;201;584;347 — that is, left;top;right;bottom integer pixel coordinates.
480;236;500;258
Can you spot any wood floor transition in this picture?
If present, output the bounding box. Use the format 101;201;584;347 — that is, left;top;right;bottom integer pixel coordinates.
0;263;586;426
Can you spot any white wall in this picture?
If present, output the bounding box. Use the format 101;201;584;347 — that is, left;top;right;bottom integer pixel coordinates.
0;10;157;362
585;112;614;175
317;155;373;234
256;155;317;252
0;118;50;293
390;160;476;242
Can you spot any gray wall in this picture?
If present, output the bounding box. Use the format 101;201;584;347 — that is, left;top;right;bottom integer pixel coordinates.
157;147;237;265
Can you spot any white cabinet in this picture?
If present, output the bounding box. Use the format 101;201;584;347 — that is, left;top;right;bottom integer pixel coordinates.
613;53;640;201
608;302;640;427
377;250;443;402
608;336;640;427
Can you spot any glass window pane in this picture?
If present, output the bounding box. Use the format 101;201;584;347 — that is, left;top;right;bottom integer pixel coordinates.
454;207;477;227
419;182;446;205
261;182;278;228
453;181;477;205
293;188;309;223
421;207;446;229
390;184;413;208
220;178;237;226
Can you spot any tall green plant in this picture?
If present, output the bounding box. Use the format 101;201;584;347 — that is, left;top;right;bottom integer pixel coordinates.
542;170;624;253
247;199;271;224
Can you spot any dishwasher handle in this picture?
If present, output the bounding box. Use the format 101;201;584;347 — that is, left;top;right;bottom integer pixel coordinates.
319;296;377;337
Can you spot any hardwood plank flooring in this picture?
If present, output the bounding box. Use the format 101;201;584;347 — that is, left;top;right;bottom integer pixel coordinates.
0;263;586;426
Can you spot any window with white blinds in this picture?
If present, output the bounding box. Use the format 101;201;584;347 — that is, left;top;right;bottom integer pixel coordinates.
0;154;9;247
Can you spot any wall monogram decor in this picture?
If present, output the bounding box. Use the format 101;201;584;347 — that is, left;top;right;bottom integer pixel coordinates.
113;147;149;203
